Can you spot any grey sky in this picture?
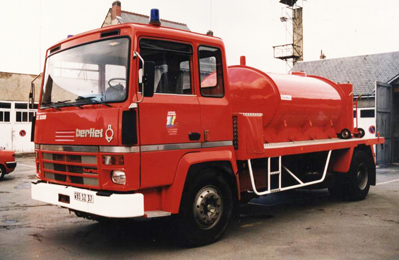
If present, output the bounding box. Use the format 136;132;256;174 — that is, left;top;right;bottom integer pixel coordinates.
1;0;398;75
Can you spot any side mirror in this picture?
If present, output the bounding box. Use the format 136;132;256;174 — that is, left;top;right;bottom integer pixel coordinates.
143;61;155;97
29;73;41;109
29;82;35;109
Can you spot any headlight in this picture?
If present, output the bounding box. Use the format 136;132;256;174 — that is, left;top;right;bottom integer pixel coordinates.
111;170;126;185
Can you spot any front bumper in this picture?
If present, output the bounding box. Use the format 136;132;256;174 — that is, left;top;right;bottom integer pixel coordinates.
31;181;144;218
5;161;17;169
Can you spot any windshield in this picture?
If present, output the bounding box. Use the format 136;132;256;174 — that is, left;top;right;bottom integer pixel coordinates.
41;38;130;109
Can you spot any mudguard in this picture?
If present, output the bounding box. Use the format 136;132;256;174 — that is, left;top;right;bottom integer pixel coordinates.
162;149;237;214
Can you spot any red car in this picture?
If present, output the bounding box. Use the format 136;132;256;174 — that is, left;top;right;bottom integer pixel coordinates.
0;149;16;180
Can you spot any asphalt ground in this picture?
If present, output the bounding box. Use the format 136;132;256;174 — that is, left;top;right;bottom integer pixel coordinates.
1;155;398;260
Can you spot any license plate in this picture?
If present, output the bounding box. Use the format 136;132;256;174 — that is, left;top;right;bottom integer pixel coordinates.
74;191;94;203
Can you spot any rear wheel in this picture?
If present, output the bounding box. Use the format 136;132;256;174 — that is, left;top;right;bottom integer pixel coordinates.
329;150;373;201
176;169;234;247
0;165;5;181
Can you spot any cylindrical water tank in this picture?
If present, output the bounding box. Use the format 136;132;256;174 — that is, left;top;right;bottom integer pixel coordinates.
228;66;346;143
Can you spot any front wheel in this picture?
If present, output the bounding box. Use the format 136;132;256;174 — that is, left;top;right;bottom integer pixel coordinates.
176;169;234;247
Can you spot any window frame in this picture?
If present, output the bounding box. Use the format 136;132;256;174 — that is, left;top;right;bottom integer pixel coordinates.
360;109;375;118
138;37;194;96
0;111;10;123
40;36;131;109
197;45;225;98
0;102;11;123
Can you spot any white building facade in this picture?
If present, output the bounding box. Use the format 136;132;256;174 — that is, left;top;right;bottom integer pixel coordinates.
0;72;40;153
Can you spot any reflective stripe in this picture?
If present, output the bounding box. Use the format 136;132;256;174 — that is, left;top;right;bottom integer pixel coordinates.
141;143;201;152
99;146;140;153
40;145;99;153
201;141;233;148
141;141;233;152
37;141;233;154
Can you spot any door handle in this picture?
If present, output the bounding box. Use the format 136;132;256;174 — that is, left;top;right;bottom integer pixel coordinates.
188;132;201;141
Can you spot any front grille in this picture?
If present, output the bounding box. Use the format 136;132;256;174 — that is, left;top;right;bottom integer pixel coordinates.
42;152;99;187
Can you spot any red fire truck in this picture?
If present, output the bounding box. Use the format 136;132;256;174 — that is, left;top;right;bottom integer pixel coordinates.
31;10;384;246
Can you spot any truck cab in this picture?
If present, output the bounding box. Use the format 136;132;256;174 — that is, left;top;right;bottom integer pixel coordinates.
32;22;235;220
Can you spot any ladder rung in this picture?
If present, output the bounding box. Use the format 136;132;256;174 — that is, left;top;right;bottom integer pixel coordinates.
270;171;280;175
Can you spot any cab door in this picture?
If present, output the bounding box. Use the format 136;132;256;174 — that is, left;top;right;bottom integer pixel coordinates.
197;45;232;145
138;38;202;188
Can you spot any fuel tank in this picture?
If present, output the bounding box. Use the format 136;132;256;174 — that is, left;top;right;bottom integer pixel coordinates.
228;66;353;143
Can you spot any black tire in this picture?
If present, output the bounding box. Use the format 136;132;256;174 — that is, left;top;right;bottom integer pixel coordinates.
328;174;344;199
0;165;5;181
329;150;373;201
176;168;234;247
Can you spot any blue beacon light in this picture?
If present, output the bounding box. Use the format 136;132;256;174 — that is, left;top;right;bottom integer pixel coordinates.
150;9;161;26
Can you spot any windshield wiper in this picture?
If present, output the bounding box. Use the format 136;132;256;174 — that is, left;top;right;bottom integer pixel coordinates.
54;100;71;104
41;103;61;111
41;100;72;110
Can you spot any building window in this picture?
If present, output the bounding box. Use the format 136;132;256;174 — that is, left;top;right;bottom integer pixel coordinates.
198;46;224;97
360;109;375;118
16;111;32;122
139;39;193;95
0;102;11;109
15;103;28;109
0;111;10;122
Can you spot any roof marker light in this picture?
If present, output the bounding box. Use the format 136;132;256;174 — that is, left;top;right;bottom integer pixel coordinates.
150;9;161;26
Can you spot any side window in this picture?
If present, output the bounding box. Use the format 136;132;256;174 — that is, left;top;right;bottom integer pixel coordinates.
0;102;11;123
0;111;10;122
360;109;375;118
198;46;224;97
105;64;127;102
139;39;192;95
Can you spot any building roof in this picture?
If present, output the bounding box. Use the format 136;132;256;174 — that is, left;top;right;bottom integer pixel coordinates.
293;52;399;96
102;9;190;31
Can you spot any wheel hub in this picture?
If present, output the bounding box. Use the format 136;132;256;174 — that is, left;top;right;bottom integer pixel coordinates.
356;163;368;190
194;186;223;230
